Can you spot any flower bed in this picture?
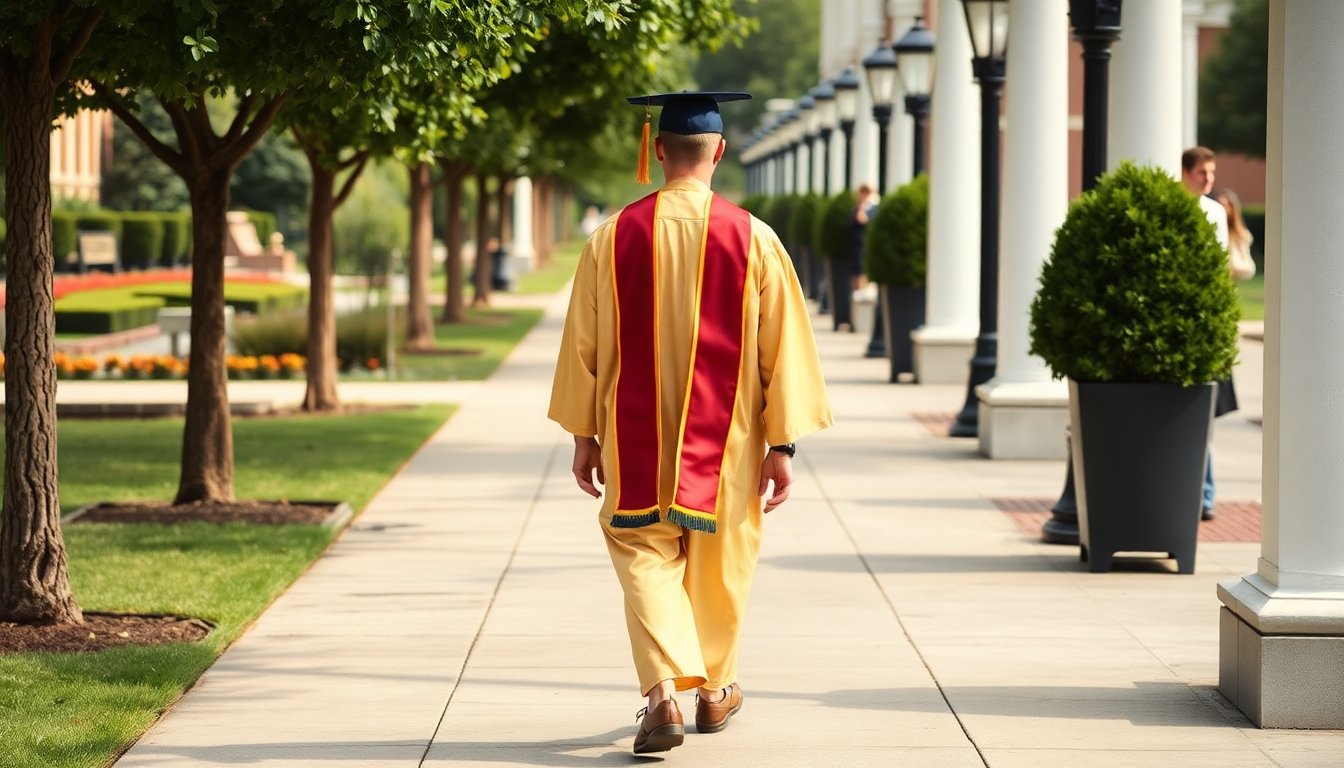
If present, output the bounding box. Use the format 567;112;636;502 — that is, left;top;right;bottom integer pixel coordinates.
2;352;381;381
0;268;294;310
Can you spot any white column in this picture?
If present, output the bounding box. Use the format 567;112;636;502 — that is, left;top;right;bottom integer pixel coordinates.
886;2;922;192
1181;3;1201;148
975;0;1070;460
1218;0;1344;729
911;0;979;383
1108;0;1183;176
510;176;535;274
852;0;885;192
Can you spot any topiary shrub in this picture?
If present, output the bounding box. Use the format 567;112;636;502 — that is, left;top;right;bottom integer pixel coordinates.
1029;162;1240;386
814;190;855;262
739;195;766;217
865;174;928;287
764;195;795;246
119;212;165;270
790;194;821;255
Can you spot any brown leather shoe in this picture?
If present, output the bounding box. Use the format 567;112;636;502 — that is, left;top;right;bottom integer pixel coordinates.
695;683;743;733
633;699;684;754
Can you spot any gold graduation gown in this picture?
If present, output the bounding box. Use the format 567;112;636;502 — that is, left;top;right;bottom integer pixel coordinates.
549;178;832;530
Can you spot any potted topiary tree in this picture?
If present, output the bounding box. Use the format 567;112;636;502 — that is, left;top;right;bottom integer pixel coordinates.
816;189;856;331
1029;162;1240;574
864;175;928;382
790;193;822;300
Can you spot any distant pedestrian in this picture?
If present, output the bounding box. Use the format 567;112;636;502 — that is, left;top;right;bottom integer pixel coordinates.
580;205;603;237
1181;146;1235;521
1214;187;1256;281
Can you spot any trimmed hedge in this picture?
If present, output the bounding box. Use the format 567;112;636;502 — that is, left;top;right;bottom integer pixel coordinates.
789;194;822;254
120;212;165;270
232;307;405;370
55;296;165;334
52;210;78;265
739;195;767;217
74;211;123;240
815;190;856;262
133;282;307;314
160;212;191;265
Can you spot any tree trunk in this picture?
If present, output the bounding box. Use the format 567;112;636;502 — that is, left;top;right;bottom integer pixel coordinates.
176;173;236;503
472;173;492;307
497;175;513;254
530;178;545;268
538;177;555;265
405;162;435;349
440;163;465;323
558;183;572;243
302;163;340;411
0;52;82;625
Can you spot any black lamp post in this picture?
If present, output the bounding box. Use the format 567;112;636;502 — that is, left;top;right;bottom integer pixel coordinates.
949;0;1009;439
814;81;836;197
894;17;936;177
880;17;937;381
811;81;837;302
829;67;860;330
1043;0;1123;545
784;109;802;195
862;42;898;358
799;95;816;194
833;67;860;190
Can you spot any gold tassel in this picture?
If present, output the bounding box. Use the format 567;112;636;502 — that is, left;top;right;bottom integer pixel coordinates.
636;107;652;185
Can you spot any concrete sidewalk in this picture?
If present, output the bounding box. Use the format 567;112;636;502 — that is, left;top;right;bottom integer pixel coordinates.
113;288;1344;767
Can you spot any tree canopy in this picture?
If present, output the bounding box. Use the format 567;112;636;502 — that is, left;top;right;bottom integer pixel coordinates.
1198;0;1267;158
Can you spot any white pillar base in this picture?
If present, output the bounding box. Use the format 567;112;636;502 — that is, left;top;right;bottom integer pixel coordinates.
974;379;1070;460
1218;577;1344;728
910;325;975;384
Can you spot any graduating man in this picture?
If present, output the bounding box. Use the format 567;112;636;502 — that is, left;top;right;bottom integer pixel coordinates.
549;91;832;754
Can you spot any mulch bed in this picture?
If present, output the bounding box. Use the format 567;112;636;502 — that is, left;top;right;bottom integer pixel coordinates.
0;612;212;654
72;499;340;525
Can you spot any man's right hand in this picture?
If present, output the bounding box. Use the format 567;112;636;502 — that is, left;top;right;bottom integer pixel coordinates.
572;436;605;498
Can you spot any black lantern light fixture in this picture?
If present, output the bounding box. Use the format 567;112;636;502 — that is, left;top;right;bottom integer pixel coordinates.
862;40;898;358
894;17;936;176
949;0;1009;438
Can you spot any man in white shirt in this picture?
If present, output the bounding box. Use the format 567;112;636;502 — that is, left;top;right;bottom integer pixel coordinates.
1182;146;1229;249
1181;145;1230;521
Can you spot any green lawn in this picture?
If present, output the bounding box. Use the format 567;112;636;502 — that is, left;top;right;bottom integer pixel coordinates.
0;405;452;768
429;239;583;297
1237;274;1264;321
514;240;582;294
394;306;543;381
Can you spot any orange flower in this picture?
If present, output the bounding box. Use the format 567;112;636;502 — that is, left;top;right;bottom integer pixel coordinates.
365;357;381;371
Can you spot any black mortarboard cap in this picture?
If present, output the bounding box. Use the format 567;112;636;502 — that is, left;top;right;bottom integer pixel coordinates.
627;91;750;184
626;91;752;135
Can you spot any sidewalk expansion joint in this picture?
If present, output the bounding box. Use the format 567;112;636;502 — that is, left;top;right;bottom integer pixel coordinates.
418;438;561;766
800;451;991;768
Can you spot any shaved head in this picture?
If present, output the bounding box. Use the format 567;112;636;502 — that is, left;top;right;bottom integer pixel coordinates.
657;132;723;166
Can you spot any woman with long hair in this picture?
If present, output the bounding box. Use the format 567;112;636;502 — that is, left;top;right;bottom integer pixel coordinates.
1214;187;1256;280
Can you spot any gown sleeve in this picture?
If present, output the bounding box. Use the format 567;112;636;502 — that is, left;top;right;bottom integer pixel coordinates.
755;222;834;446
548;237;601;438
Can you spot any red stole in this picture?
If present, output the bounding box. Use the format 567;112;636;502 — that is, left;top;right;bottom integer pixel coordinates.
609;190;752;533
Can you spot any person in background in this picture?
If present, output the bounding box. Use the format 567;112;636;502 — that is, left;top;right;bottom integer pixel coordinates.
851;183;878;296
1181;146;1234;521
580;205;603;237
1214;187;1256;281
